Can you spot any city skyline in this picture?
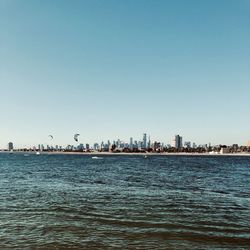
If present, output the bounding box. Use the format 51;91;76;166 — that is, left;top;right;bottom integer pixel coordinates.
1;132;249;151
1;0;250;148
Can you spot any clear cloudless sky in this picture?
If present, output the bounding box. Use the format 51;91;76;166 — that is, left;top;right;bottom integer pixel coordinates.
0;0;250;148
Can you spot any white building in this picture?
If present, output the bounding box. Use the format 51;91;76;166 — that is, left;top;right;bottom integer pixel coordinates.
172;135;182;148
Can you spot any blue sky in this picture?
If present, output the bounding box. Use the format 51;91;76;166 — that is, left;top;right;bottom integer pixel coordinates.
0;0;250;148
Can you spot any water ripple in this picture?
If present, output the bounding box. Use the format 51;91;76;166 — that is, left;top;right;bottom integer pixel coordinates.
0;154;249;248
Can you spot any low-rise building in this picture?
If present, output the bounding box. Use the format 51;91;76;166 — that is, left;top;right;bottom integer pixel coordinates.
220;147;230;154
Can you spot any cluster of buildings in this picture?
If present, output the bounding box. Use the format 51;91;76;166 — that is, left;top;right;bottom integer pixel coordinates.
4;134;250;154
36;133;159;152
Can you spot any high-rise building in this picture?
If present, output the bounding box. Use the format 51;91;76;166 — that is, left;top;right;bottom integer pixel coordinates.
172;135;183;149
100;141;104;150
93;143;99;151
129;137;133;149
143;133;147;149
153;141;161;151
179;136;183;148
247;141;250;147
147;136;151;149
8;142;14;151
117;139;121;148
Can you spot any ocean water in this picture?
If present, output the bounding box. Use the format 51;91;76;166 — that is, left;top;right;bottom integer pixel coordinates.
0;153;249;249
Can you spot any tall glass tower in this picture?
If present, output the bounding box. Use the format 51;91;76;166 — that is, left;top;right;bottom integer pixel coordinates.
172;135;183;148
143;133;147;149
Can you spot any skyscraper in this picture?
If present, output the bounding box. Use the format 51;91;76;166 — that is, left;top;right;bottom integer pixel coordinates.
8;142;14;151
147;136;151;149
143;133;147;149
129;137;133;150
172;135;183;149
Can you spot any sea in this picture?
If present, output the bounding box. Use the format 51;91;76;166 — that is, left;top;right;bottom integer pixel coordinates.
0;153;249;249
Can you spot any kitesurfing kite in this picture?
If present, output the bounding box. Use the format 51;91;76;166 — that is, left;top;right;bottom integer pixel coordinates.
74;134;80;142
49;135;53;140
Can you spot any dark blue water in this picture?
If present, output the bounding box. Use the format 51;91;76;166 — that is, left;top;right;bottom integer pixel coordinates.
0;153;249;249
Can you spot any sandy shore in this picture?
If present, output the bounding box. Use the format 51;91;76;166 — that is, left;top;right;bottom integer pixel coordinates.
2;151;250;157
50;152;250;157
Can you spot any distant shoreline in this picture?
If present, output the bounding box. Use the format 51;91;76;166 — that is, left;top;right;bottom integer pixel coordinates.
1;151;250;157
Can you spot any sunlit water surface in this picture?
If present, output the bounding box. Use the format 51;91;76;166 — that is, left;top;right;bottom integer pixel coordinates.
0;153;249;249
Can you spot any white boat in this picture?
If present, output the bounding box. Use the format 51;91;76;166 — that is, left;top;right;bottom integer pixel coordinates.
36;151;41;155
92;156;103;159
